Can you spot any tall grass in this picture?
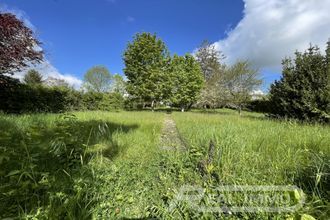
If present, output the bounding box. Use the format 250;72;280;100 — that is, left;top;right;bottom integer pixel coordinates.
0;111;166;218
0;110;329;219
171;109;330;219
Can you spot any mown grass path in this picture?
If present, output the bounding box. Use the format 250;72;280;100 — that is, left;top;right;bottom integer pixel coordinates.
159;115;186;151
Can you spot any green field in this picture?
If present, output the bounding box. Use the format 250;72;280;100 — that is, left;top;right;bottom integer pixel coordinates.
0;110;329;219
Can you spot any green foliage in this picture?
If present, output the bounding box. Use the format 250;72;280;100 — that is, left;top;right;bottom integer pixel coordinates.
83;65;112;92
247;97;272;113
123;32;171;105
194;40;262;112
0;76;125;113
81;91;125;111
224;61;262;113
269;43;330;122
170;54;204;111
23;69;43;85
112;73;126;95
0;82;75;113
198;61;262;113
81;91;104;111
99;92;125;111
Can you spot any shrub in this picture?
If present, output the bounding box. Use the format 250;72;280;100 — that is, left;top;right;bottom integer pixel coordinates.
99;92;124;111
0;80;70;113
0;76;126;113
247;98;272;113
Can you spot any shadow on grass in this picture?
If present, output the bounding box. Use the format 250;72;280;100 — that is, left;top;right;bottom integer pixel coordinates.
0;115;138;219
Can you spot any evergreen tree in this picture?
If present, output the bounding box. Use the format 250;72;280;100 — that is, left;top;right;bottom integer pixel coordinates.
170;54;204;112
269;43;330;121
23;69;43;85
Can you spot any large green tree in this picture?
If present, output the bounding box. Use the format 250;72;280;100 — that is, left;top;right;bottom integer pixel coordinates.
83;65;112;92
123;32;170;110
170;54;204;112
23;69;43;85
269;43;330;121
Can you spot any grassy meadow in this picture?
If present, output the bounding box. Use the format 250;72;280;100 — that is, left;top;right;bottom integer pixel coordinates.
0;110;329;219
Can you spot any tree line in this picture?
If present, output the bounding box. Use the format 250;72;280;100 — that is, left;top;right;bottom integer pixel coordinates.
1;12;330;122
1;65;126;113
123;34;262;113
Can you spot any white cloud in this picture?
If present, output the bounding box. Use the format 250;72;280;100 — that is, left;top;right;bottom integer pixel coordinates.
251;89;265;99
126;16;135;23
251;89;264;96
13;60;83;89
214;0;330;69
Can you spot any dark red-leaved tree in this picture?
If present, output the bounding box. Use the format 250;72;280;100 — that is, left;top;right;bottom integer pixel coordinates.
0;13;43;75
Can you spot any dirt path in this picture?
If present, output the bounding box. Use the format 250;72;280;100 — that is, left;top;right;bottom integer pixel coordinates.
159;115;186;151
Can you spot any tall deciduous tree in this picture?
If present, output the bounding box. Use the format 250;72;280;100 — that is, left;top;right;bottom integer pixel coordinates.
170;54;204;112
225;61;262;114
23;69;43;85
0;13;43;75
197;64;229;109
269;43;330;121
123;32;170;110
195;40;226;108
83;65;112;92
195;40;224;81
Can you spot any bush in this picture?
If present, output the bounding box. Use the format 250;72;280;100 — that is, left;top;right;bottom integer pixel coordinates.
0;79;72;113
247;98;272;113
81;91;104;111
99;92;125;111
81;92;125;111
0;76;125;113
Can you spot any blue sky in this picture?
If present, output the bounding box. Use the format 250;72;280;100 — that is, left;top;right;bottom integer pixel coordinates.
2;0;330;92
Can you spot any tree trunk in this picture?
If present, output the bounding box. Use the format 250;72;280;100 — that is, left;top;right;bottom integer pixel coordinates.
181;107;185;112
238;105;242;116
187;103;193;110
151;100;155;112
